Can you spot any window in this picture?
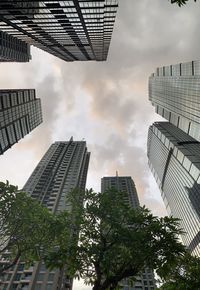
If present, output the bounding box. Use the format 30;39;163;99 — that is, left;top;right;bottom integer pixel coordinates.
21;285;29;290
37;273;44;281
2;94;10;108
15;274;21;281
149;280;154;285
48;270;55;279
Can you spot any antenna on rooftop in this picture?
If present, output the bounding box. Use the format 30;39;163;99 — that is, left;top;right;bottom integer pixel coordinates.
116;171;118;177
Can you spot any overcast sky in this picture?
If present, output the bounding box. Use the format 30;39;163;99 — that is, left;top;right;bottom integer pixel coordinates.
0;1;200;288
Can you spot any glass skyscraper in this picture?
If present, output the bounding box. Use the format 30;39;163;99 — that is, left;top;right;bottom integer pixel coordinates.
0;0;118;62
0;138;90;289
147;122;200;256
149;60;200;141
0;31;31;62
148;60;200;256
101;175;156;290
0;89;42;154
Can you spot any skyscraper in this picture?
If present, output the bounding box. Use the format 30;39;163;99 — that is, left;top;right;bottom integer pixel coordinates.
0;89;42;154
0;31;31;62
0;0;118;62
149;60;200;141
148;60;200;256
147;122;200;256
0;138;90;289
101;175;156;290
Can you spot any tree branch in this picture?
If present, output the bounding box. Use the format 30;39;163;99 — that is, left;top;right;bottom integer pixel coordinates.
101;263;141;290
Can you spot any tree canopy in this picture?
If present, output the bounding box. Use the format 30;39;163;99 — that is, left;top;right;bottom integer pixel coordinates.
45;188;186;290
170;0;197;6
158;253;200;290
0;181;65;275
0;183;189;288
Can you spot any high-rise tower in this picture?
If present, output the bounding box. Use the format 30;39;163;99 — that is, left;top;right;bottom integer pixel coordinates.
0;138;90;289
0;31;31;62
0;0;118;62
147;122;200;256
0;89;42;154
101;175;156;290
148;60;200;256
149;60;200;141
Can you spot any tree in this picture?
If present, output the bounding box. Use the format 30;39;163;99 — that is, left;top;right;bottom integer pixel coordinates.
158;253;200;290
170;0;197;6
45;188;186;290
0;181;64;275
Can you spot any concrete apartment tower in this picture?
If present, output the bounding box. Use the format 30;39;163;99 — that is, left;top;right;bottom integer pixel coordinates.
0;0;119;62
0;89;42;154
0;138;90;290
101;175;156;290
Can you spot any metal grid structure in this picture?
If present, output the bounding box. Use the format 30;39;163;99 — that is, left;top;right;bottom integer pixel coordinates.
0;0;118;61
101;176;156;290
147;122;200;257
0;139;90;290
0;89;42;154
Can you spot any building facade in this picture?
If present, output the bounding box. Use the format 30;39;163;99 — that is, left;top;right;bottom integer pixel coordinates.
0;0;118;62
0;89;42;154
149;60;200;141
0;31;31;62
147;122;200;256
101;176;156;290
0;138;90;289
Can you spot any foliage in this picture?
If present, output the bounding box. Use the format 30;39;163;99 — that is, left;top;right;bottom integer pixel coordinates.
157;253;200;290
0;181;63;275
170;0;197;6
1;183;187;288
45;188;186;290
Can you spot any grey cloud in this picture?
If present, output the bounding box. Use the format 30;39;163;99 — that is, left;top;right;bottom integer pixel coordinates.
111;0;200;67
89;134;148;195
59;63;83;113
84;80;137;130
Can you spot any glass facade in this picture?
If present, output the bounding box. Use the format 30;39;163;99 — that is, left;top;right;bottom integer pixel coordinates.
147;122;200;256
0;89;42;154
101;176;156;290
149;60;200;141
0;138;90;289
0;31;31;62
0;1;118;62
